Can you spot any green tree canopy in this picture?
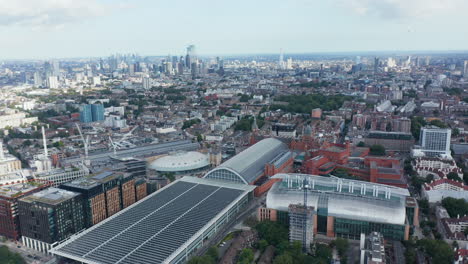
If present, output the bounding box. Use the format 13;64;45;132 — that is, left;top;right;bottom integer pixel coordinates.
442;197;468;218
369;144;386;156
447;172;462;182
237;248;254;264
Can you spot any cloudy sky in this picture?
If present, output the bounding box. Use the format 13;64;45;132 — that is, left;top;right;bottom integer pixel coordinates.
0;0;466;59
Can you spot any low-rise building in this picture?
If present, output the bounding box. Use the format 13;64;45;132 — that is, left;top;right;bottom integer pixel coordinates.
414;157;463;179
422;178;468;203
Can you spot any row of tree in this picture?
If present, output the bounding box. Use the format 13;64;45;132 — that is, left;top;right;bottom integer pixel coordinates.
270;94;352;113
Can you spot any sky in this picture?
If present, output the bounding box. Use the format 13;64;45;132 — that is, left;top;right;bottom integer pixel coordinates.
0;0;467;59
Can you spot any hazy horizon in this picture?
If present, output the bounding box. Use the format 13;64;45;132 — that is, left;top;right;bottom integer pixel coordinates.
0;0;467;60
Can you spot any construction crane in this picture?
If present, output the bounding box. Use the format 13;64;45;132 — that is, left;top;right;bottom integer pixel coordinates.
108;126;138;156
75;123;90;165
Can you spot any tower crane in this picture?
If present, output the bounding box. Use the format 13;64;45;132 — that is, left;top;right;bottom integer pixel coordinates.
108;126;138;156
75;123;90;166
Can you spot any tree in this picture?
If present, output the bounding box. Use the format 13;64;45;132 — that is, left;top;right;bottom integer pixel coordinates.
255;221;289;247
425;174;435;183
0;246;25;264
22;140;32;147
429;119;447;128
258;240;268;252
453;128;460;137
442;197;468;218
239;94;251;102
52;141;64;148
447;172;462;182
357;141;365;147
417;239;454;264
332;238;349;258
273;254;293;264
206;247;218;262
369;144;386;156
162;172;176;182
411;116;426;140
196;133;203;142
419;199;429;215
237;248;254;264
315;243;332;262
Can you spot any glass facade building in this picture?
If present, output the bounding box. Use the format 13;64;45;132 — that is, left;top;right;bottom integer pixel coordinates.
79;104;105;123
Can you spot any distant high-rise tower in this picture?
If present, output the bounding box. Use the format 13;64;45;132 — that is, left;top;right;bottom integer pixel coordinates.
279;48;284;69
464;60;468;77
52;61;60;77
287;58;293;70
374;57;379;73
34;72;42;87
355;56;361;64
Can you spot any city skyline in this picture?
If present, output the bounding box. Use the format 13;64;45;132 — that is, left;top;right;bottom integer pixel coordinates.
0;0;467;59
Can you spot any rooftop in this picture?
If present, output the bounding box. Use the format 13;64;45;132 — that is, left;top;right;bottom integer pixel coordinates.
204;138;288;184
20;187;80;205
267;174;410;225
148;151;209;172
51;177;255;264
0;181;47;198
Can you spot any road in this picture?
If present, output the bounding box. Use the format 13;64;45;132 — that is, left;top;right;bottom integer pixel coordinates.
61;140;199;165
197;194;266;256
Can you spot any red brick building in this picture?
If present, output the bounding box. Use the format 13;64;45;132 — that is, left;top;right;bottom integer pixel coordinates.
0;180;51;240
303;143;406;188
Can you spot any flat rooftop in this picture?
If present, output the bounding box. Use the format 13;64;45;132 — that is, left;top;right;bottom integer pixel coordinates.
51;177;254;264
0;181;46;198
20;187;80;205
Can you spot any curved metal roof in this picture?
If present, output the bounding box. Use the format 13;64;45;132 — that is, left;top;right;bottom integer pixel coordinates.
149;151;209;172
204;138;288;184
266;174;408;226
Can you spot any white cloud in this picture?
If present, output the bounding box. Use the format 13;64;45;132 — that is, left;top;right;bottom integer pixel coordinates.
339;0;467;20
0;0;109;28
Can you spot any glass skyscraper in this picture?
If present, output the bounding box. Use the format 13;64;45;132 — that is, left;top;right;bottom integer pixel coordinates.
80;104;105;123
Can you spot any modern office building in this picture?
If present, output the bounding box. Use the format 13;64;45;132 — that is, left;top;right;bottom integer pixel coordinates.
91;104;105;122
79;104;92;123
418;126;451;157
59;171;147;227
18;188;85;253
47;76;58;89
259;174;418;240
0;180;50;239
51;177;255;264
79;104;105;123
